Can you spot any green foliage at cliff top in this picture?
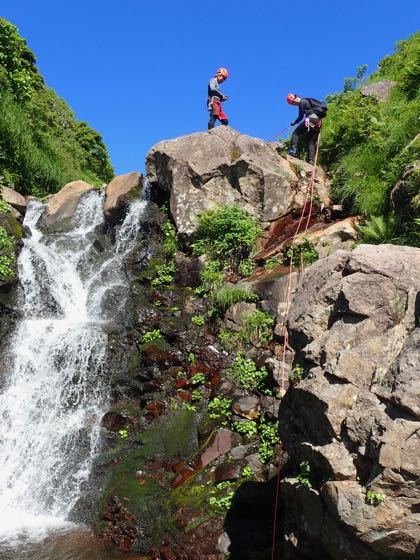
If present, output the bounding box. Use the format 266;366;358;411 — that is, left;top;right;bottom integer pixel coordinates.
319;32;419;246
0;18;114;197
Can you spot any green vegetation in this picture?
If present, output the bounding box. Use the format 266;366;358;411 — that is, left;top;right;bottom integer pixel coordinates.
289;363;305;384
151;262;176;287
366;489;385;506
320;32;420;246
0;226;15;279
258;417;279;463
233;420;258;438
142;329;163;343
297;460;312;488
264;257;281;269
207;396;232;423
282;238;319;266
118;429;128;439
162;220;179;257
190;372;206;386
191;314;205;326
192;205;261;272
0;18;113;196
214;284;259;310
239;310;275;346
227;353;268;391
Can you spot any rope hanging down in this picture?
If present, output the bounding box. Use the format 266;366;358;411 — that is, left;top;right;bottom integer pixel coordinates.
270;133;321;560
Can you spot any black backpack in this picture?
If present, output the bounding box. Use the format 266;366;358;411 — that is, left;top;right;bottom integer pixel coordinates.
307;98;328;118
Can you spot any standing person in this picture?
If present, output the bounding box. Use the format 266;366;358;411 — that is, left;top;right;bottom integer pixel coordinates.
286;93;327;164
208;68;229;129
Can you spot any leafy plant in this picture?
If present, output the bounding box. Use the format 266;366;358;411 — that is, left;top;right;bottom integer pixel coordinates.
214;284;259;311
264;257;281;269
0;197;11;213
357;214;398;243
198;259;224;294
142;329;163;343
239;310;275;346
282;238;319;266
118;429;128;439
208;396;232;423
227;353;268;391
366;490;385;505
233;420;258;438
191;314;205;326
258;417;279;464
289;363;305;383
191;389;203;403
241;466;255;479
297;460;312;487
151;263;176;287
162;220;179;256
192;205;261;271
0;226;15;279
190;373;206;386
238;258;254;277
187;352;196;364
0;255;15;278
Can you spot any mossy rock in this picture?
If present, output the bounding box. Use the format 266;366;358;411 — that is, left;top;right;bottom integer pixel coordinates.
0;211;24;240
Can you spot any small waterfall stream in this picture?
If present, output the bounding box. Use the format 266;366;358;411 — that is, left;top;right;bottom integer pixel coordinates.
0;191;147;552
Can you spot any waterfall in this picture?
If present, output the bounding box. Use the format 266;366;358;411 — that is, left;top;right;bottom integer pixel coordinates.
0;191;147;544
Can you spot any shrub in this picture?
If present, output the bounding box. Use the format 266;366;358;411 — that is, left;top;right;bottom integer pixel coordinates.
151;263;176;287
162;220;179;256
297;460;312;487
357;214;398;244
0;226;15;279
214;284;259;310
192;205;261;271
239;310;275;346
208;396;232;423
258;417;279;464
282;238;318;267
227;353;268;391
233;420;258;438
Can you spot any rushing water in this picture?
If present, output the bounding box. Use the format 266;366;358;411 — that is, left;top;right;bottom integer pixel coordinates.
0;192;148;557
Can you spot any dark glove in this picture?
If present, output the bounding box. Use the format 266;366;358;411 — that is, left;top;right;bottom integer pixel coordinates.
223;95;229;101
290;121;295;126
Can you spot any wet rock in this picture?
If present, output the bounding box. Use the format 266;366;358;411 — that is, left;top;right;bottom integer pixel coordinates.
198;428;235;468
214;462;241;483
101;412;133;432
38;180;95;232
302;216;360;258
104;172;143;226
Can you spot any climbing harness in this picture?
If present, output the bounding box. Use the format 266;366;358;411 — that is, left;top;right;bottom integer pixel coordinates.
270;133;321;560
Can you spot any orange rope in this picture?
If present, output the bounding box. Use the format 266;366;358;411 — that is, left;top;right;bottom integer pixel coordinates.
270;132;321;560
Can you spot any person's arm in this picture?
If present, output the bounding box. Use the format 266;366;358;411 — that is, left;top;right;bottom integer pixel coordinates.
291;99;309;125
208;78;226;99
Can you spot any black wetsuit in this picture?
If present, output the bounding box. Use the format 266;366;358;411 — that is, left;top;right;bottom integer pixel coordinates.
290;98;321;163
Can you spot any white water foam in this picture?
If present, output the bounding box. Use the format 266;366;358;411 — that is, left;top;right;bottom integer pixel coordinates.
0;190;148;543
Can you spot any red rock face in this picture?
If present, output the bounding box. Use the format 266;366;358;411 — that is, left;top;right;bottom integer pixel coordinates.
99;495;139;551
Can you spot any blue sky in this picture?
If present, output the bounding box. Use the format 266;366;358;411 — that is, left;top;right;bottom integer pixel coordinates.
2;0;419;175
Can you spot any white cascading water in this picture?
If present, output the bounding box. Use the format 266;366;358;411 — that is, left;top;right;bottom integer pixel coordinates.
0;191;148;544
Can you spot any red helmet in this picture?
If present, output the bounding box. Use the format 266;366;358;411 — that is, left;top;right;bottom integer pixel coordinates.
216;67;229;79
286;93;297;104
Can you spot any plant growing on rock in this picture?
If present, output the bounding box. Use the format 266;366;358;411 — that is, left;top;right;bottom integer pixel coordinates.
366;489;385;506
264;257;281;270
238;258;254;277
151;263;176;287
208;396;232;424
282;237;319;267
233;420;258;438
142;329;163;343
192;205;261;272
289;363;305;383
214;284;259;311
227;353;268;391
0;197;12;213
241;466;255;479
190;373;205;386
161;219;179;256
239;310;275;346
258;417;279;464
0;226;15;279
191;314;205;326
297;460;312;487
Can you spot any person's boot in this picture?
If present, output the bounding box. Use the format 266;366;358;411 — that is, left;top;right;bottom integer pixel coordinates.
288;148;297;157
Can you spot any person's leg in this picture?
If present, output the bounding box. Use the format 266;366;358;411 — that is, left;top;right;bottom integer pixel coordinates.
220;119;229;126
289;122;306;155
307;130;319;163
208;114;217;129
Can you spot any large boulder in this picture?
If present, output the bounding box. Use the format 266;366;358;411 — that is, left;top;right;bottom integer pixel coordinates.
146;127;331;238
279;244;420;559
361;80;396;102
103;172;143;226
38;180;95;232
1;186;26;217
